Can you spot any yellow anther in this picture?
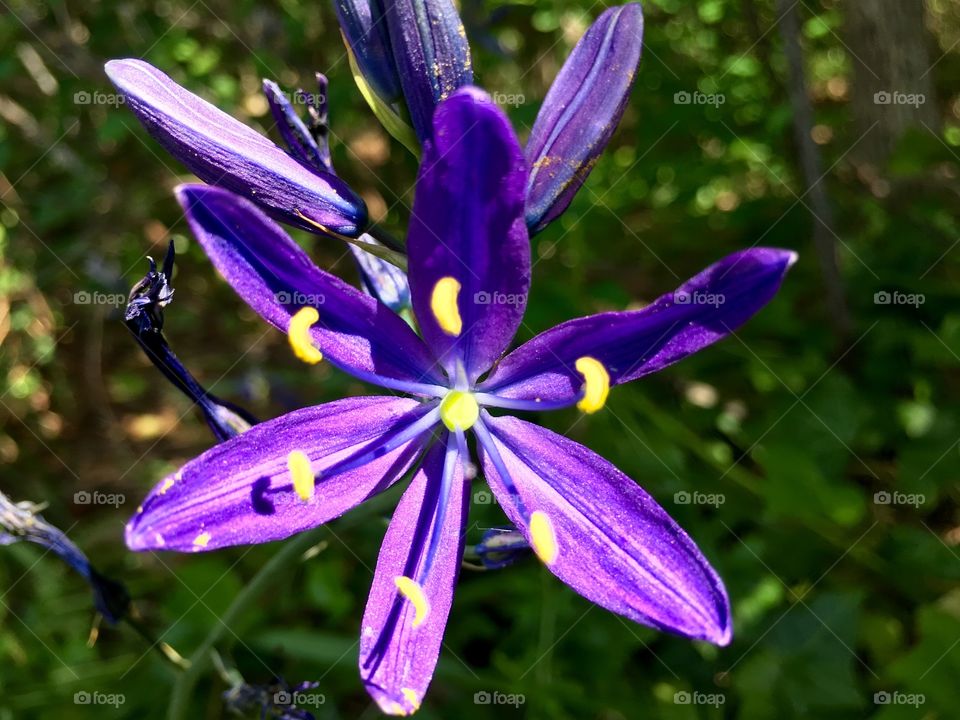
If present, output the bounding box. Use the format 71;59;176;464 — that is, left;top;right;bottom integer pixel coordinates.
287;450;314;501
193;531;212;548
158;477;175;495
575;356;610;414
394;576;430;628
401;688;421;712
430;276;462;336
439;390;479;431
288;307;323;364
529;511;559;565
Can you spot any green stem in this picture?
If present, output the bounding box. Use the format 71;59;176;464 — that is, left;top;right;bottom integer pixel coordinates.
167;526;325;719
348;235;408;272
124;615;191;672
167;496;392;719
366;223;405;253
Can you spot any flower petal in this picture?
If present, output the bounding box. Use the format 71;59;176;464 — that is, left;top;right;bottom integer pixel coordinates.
105;59;366;236
126;397;432;552
408;87;530;381
335;0;403;105
176;184;443;389
480;248;796;402
478;413;731;645
525;4;644;234
262;78;329;173
350;237;412;313
360;436;467;715
383;0;473;143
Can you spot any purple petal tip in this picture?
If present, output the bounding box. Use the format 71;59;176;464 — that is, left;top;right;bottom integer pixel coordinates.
105;58;366;235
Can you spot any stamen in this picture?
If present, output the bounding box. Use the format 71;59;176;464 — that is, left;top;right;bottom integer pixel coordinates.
288;307;323;364
286;450;314;501
394;576;429;627
575;356;610;413
430;276;462;336
473;419;559;566
318;406;441;483
473;393;581;412
472;417;530;519
439;390;479;431
417;432;461;587
334;366;448;399
193;531;211;548
454;427;476;480
529;511;559;565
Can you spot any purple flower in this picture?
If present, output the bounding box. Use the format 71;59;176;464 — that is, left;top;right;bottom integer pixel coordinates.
126;88;796;714
104;59;367;237
380;0;474;143
335;0;403;107
472;526;531;570
349;238;412;313
524;4;644;233
107;58;410;309
335;2;645;235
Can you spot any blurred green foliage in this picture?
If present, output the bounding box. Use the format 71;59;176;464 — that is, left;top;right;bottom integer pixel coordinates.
1;0;959;718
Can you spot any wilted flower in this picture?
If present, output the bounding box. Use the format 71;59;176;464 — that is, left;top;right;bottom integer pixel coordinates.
124;241;257;442
262;74;333;175
223;677;320;720
125;88;795;714
1;491;130;623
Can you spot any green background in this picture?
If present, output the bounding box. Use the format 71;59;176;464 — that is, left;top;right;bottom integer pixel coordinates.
1;0;959;717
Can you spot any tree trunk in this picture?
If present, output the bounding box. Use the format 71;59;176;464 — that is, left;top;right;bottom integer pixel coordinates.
777;0;853;342
844;0;940;165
